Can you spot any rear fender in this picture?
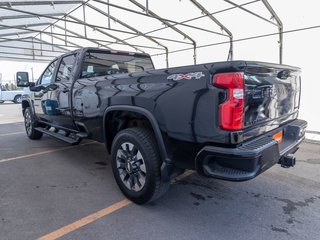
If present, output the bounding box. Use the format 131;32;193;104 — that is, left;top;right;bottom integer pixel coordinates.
103;105;172;182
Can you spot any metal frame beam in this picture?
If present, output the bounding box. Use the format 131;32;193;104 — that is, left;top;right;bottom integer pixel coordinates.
0;36;79;50
108;0;259;47
68;15;145;53
0;50;58;59
53;24;112;49
0;22;51;31
0;34;79;57
34;0;90;45
33;36;71;52
0;30;34;38
40;33;83;49
86;3;169;67
0;23;164;51
93;0;228;37
0;43;66;54
128;0;197;64
261;0;283;63
0;55;53;62
224;0;283;63
0;5;190;46
223;0;278;26
0;13;65;21
190;0;233;61
54;23;164;50
0;1;84;7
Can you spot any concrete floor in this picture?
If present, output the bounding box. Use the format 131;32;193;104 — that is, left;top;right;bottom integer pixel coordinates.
0;103;320;240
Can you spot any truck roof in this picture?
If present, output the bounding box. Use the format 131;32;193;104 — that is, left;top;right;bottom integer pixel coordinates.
66;47;151;59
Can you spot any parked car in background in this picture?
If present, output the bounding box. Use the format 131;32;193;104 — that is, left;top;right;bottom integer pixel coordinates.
0;84;23;103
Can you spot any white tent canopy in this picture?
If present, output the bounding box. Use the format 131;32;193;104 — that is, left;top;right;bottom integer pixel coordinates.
1;0;319;134
0;0;283;67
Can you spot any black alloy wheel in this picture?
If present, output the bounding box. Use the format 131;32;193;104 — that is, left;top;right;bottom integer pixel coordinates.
111;127;170;204
24;107;43;140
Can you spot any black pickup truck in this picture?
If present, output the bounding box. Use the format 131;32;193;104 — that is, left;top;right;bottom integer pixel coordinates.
17;47;307;204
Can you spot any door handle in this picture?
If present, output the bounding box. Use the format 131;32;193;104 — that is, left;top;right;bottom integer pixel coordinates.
62;88;70;93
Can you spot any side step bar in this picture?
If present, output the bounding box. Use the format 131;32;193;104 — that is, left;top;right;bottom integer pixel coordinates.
35;127;84;145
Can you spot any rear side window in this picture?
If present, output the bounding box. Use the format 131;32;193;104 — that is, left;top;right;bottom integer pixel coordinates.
56;54;76;82
80;51;154;78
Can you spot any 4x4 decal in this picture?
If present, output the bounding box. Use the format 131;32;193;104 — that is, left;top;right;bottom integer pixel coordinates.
167;72;205;81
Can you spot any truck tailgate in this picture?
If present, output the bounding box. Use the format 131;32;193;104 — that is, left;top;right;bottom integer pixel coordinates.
243;62;301;137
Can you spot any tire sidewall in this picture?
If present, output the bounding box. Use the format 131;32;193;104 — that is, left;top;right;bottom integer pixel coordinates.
111;130;158;204
14;95;22;104
24;107;42;139
24;107;34;137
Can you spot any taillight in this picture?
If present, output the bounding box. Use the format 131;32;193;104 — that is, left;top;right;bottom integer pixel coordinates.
213;72;244;130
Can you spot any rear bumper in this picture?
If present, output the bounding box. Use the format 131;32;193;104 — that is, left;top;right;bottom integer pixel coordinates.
195;119;307;181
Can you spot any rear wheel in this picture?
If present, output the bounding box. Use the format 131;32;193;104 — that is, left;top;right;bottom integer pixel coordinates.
111;127;170;204
24;107;43;140
14;95;22;104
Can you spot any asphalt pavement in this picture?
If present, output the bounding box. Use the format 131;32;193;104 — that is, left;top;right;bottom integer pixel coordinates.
0;103;319;240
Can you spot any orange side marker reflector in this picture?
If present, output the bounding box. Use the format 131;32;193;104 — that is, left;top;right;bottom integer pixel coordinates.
272;130;283;144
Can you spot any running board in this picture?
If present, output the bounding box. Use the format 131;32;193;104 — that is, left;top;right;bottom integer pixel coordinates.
35;127;81;145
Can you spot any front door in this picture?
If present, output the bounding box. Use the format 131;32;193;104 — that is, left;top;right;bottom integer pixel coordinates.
46;53;77;130
33;59;58;122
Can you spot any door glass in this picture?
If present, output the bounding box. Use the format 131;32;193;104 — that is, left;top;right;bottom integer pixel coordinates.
40;60;57;85
80;51;154;78
56;54;76;82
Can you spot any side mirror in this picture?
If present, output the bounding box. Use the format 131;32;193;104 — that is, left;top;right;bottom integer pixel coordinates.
16;72;30;87
29;82;39;92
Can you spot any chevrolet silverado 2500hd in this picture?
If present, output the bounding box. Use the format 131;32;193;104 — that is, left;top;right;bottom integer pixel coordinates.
17;47;307;204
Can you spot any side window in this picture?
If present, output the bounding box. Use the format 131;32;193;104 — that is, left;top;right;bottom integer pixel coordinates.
40;60;57;85
56;54;76;82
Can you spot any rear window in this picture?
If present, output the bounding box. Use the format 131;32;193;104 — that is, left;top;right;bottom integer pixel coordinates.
80;51;154;78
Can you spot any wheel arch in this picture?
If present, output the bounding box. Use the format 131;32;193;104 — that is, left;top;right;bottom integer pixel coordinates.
103;105;170;165
21;99;32;114
21;99;30;113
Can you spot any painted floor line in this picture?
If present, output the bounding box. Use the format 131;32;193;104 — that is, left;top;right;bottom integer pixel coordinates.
0;131;25;136
0;142;96;164
36;171;195;240
37;199;132;240
0;121;24;125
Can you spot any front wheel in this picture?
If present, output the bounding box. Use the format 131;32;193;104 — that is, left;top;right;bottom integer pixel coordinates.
111;127;170;204
24;107;43;140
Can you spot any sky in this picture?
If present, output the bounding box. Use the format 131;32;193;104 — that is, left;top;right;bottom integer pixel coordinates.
0;0;319;131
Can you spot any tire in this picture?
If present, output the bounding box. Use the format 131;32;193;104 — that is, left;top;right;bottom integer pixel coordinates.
111;127;170;204
14;95;22;104
24;107;43;140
